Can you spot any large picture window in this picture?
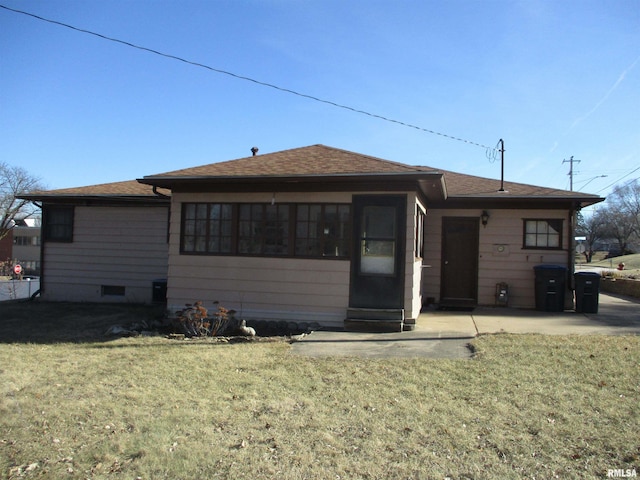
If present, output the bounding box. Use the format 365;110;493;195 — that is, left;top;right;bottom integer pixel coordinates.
523;219;563;249
181;202;350;258
43;206;74;242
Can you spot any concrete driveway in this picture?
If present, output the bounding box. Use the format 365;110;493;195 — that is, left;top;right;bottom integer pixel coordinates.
290;292;640;359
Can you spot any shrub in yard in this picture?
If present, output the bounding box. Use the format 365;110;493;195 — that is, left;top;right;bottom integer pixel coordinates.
174;301;237;337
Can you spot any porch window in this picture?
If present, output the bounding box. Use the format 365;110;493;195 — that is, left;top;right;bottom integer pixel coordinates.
43;206;74;242
295;204;350;257
182;203;234;254
523;219;563;249
180;202;350;258
239;204;289;255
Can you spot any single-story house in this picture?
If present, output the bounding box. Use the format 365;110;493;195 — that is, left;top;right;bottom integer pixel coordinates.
21;145;604;330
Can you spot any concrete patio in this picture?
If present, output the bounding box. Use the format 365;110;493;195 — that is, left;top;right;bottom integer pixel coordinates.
290;292;640;358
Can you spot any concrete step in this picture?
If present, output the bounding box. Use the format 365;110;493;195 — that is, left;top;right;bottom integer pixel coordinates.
345;308;405;332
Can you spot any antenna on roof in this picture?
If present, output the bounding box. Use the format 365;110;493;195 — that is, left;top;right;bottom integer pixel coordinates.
497;139;506;192
251;147;259;156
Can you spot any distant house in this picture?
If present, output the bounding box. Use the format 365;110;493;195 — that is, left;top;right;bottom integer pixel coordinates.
21;145;604;329
0;219;41;276
11;219;42;276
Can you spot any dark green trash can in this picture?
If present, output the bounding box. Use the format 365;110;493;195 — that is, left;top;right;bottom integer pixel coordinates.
534;265;567;312
152;279;167;303
574;272;600;313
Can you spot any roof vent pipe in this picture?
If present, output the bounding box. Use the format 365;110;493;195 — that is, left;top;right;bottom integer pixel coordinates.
251;147;259;156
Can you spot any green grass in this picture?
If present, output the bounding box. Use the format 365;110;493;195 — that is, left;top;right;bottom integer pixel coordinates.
1;302;639;479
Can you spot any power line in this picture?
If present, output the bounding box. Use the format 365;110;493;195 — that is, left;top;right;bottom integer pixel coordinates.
595;165;640;193
1;3;496;153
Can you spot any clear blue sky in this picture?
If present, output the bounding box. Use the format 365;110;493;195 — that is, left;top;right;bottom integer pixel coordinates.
1;0;638;205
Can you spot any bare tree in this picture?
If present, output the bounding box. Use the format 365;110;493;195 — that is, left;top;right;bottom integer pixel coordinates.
608;179;640;237
0;162;45;241
600;203;637;256
576;209;607;262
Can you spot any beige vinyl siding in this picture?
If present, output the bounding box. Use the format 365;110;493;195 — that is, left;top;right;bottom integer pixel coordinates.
423;208;571;308
168;191;424;327
42;206;169;303
167;255;350;326
404;194;426;324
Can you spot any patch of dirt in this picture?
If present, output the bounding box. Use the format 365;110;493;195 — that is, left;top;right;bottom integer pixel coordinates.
0;300;166;344
0;300;307;344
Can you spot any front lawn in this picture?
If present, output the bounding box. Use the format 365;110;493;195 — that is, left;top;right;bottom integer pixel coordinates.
0;302;638;479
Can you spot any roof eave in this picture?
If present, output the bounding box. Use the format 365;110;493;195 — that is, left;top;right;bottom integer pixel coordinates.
17;193;171;204
138;171;439;185
440;194;605;209
138;171;446;198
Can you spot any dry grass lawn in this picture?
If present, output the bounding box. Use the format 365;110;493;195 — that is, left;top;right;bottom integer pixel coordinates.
0;301;638;479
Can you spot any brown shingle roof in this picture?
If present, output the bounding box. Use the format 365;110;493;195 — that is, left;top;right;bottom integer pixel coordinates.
20;145;604;207
140;144;603;205
437;169;590;198
143;144;430;179
20;180;169;200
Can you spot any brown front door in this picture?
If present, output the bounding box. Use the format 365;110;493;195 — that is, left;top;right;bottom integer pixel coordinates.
440;217;479;307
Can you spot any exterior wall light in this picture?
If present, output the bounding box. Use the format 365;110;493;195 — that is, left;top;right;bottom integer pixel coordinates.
481;210;490;227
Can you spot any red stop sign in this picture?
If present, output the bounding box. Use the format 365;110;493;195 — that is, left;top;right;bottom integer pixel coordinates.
13;264;22;275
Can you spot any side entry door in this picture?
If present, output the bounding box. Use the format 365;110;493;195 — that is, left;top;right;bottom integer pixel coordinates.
440;217;479;307
349;195;406;309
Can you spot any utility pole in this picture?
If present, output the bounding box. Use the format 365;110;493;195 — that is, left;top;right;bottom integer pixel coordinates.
563;156;581;191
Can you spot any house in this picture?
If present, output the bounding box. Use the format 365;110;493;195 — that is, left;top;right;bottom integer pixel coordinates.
21;145;604;330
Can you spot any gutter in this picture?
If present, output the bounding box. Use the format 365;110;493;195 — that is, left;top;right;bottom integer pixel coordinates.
137;171;442;187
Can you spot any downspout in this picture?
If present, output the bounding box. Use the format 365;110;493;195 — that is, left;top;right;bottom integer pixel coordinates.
152;186;170;199
151;186;171;243
32;201;44;299
568;202;577;301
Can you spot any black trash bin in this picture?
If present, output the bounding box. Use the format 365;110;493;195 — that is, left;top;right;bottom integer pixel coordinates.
533;265;567;312
152;279;167;303
574;272;601;313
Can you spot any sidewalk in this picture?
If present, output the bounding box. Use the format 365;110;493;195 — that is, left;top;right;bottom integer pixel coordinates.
290;293;640;358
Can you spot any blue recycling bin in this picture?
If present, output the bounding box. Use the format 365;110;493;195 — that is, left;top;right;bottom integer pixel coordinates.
574;272;601;313
534;265;567;312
